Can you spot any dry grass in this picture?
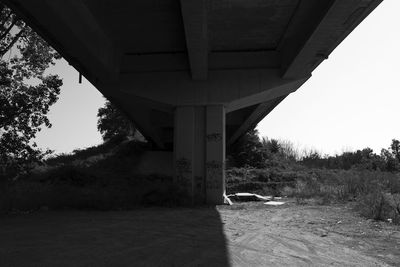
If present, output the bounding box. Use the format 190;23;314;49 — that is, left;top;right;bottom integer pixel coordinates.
227;167;400;224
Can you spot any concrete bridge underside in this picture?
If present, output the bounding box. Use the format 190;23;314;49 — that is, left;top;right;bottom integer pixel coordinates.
6;0;382;204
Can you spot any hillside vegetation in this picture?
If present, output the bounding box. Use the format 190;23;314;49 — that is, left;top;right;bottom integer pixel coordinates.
227;130;400;224
1;131;400;225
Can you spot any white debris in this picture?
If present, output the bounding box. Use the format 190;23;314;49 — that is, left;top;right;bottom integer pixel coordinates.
226;193;273;202
233;193;254;197
254;194;273;201
223;193;233;205
264;201;286;206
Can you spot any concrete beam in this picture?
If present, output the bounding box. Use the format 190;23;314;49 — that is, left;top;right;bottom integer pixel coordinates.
209;51;280;70
120;51;280;73
227;96;286;146
280;0;383;79
180;0;208;80
225;77;307;112
118;69;307;109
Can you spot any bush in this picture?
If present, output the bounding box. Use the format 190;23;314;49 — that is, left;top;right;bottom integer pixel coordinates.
358;191;400;224
0;139;178;213
226;167;300;196
227;166;400;224
281;169;400;224
0;175;177;213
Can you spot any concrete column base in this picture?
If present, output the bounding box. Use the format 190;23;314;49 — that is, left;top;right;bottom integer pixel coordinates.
174;105;226;205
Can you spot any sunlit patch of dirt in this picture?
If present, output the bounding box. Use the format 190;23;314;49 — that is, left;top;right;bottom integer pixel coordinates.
219;199;400;266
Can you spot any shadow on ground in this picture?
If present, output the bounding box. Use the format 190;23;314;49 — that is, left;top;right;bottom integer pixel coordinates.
0;208;230;267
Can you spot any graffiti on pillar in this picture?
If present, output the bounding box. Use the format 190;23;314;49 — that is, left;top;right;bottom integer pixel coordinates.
175;157;191;189
206;160;222;190
206;132;222;142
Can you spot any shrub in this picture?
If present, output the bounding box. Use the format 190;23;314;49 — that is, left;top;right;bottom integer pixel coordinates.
226;167;299;196
0;174;176;213
0;139;177;213
358;191;400;224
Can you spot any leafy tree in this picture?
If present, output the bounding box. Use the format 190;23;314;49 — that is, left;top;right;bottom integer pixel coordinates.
301;150;322;168
381;148;398;172
390;139;400;162
277;139;300;161
227;129;267;168
264;138;280;154
300;142;400;172
0;3;62;178
97;100;136;141
361;148;374;160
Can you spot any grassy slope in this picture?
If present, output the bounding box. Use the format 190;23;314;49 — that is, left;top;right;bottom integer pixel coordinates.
1;139;181;212
2;140;400;224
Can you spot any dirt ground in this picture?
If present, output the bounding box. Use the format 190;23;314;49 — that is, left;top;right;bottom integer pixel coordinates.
221;200;400;266
0;200;399;266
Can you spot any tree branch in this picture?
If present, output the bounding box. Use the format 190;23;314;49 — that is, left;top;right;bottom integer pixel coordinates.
0;25;25;57
0;15;17;41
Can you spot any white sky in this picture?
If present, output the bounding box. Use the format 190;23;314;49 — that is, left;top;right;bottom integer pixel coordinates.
35;0;399;155
35;61;105;154
257;0;400;155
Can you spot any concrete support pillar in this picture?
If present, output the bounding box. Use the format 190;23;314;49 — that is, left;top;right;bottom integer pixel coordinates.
205;105;226;204
174;106;196;204
174;105;225;205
